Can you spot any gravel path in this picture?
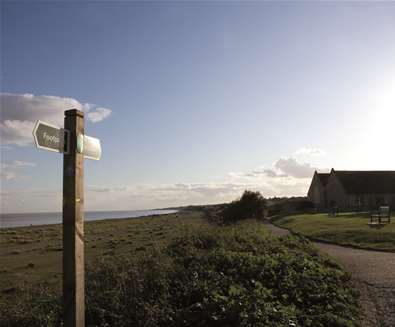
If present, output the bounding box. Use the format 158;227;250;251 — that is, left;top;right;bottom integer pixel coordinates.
265;222;395;327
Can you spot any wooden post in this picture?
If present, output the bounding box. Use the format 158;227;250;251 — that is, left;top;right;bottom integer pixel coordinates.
63;109;85;327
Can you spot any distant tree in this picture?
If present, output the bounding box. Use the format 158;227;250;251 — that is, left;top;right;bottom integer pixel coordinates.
222;190;267;223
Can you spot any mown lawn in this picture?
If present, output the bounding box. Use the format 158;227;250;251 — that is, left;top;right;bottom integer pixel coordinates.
274;212;395;252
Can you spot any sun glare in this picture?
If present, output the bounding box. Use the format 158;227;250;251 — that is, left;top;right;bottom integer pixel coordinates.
346;78;395;169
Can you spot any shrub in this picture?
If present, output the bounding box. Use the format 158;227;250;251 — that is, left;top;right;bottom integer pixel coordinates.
0;286;62;327
222;190;267;223
1;221;359;327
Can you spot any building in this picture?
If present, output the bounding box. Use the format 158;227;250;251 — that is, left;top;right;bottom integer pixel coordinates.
307;171;330;210
308;169;395;210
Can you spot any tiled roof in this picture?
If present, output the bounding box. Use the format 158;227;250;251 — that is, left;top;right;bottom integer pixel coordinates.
334;170;395;194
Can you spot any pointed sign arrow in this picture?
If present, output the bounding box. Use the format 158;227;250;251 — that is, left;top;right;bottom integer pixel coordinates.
33;121;69;153
33;120;101;160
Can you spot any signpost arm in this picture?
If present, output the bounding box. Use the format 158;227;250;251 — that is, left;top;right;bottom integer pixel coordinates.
63;109;85;327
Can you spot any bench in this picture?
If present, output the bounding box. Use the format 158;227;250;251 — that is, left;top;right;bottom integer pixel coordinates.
328;206;339;217
370;206;391;224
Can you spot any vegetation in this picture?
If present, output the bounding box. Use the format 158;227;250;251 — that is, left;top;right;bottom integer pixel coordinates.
266;197;314;217
1;219;359;327
0;210;206;296
274;212;395;252
221;190;267;223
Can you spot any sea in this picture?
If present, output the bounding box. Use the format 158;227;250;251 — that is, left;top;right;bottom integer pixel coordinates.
0;209;178;229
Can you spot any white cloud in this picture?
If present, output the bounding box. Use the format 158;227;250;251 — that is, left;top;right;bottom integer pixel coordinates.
87;107;112;123
0;120;35;146
0;160;36;181
230;157;318;180
1;183;251;213
273;157;317;179
84;182;262;210
0;93;112;145
12;160;36;167
295;147;326;156
261;169;287;178
1;172;314;213
228;168;277;179
225;156;323;200
83;173;314;211
1;170;17;181
1;153;323;212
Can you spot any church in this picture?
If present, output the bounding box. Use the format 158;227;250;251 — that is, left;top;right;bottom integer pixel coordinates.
308;169;395;210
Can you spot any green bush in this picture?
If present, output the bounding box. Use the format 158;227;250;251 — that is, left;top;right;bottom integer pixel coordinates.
0;286;62;327
0;222;359;327
221;191;267;223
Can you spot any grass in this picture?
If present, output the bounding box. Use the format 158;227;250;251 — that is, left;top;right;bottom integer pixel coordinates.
274;212;395;251
0;210;207;299
0;213;360;327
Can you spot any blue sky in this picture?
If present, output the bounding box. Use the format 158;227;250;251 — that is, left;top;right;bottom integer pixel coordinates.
1;1;395;213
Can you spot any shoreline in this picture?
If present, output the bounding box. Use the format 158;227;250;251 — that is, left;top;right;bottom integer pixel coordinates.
0;209;178;230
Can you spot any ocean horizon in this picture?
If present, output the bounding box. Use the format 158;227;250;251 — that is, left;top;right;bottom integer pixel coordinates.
0;209;178;229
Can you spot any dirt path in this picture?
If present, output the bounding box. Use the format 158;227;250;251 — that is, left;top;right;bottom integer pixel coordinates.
266;223;395;327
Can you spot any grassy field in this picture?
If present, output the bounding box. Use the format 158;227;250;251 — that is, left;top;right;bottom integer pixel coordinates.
0;210;208;297
274;212;395;251
1;208;361;326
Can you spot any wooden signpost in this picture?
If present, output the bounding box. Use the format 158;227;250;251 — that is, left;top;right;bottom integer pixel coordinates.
33;109;102;327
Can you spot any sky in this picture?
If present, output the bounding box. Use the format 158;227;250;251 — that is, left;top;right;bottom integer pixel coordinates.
1;1;395;213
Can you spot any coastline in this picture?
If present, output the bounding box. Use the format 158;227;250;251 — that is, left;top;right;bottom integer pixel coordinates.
0;209;178;229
